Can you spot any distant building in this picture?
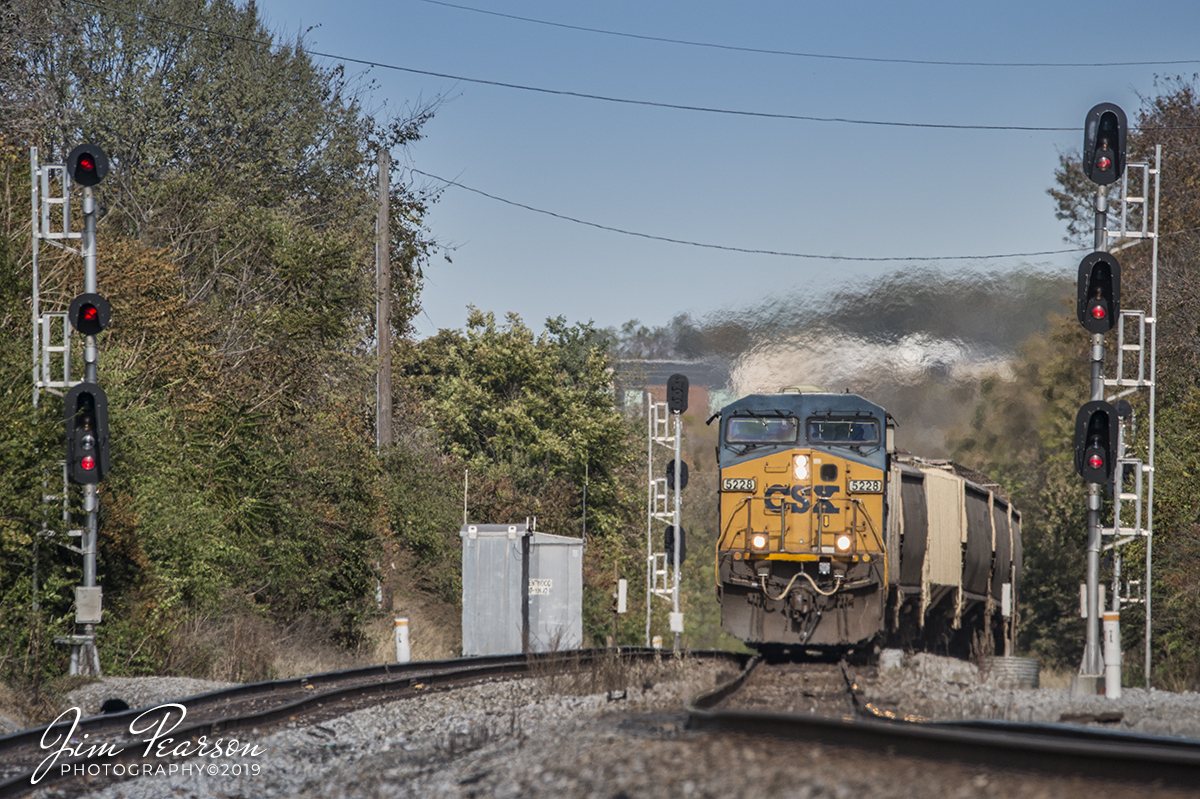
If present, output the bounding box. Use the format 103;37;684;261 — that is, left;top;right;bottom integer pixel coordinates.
613;359;733;417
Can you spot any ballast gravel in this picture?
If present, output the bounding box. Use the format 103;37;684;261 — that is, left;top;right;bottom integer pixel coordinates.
64;677;236;719
864;652;1200;738
27;653;1200;799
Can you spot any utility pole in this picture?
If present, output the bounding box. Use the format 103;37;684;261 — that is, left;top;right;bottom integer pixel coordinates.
376;149;393;449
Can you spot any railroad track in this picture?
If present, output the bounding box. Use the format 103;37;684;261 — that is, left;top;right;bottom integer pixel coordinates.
2;647;746;798
687;657;1200;788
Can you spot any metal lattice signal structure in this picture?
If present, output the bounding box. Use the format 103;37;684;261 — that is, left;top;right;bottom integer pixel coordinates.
1099;145;1161;689
30;146;107;676
31;151;81;580
644;397;680;645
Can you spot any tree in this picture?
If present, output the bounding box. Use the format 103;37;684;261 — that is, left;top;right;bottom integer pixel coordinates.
396;310;648;642
961;76;1200;685
2;0;444;679
20;0;439;369
401;310;636;536
951;316;1090;668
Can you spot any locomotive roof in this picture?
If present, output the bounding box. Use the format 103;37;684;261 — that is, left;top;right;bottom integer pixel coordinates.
717;392;888;470
720;391;887;419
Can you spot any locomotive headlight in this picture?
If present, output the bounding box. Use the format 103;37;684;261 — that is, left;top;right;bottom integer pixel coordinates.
793;454;809;480
836;534;853;552
750;533;768;551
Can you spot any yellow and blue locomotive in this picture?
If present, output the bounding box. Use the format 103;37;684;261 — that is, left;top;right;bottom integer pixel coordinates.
714;388;1021;657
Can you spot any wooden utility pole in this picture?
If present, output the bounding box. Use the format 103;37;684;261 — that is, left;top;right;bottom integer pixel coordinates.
376;149;393;448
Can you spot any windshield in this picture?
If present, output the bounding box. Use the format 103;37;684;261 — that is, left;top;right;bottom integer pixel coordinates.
806;418;880;445
725;416;799;445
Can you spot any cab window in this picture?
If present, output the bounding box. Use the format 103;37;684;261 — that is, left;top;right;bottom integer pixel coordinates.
725;416;798;445
806;418;879;445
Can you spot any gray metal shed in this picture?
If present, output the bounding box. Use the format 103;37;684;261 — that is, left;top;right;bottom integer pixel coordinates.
460;523;583;656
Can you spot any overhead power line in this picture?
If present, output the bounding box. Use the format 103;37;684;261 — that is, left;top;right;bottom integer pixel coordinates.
67;0;1199;132
66;0;1070;132
410;168;1086;263
417;0;1200;69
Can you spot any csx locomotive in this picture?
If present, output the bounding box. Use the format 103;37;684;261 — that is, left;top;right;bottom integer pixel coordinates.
714;389;1021;657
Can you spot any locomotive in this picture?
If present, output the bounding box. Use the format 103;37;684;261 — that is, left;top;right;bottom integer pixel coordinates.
713;388;1021;658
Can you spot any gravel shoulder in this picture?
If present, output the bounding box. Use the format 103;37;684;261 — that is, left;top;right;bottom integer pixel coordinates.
866;652;1200;738
63;677;237;719
27;652;1200;799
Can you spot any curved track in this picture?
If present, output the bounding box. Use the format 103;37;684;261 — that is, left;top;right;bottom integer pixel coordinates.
687;658;1200;789
1;648;747;798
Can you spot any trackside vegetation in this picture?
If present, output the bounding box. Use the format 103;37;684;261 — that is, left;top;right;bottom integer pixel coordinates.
3;0;1200;710
0;0;654;706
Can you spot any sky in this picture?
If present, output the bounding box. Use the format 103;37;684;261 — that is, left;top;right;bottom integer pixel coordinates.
251;0;1200;339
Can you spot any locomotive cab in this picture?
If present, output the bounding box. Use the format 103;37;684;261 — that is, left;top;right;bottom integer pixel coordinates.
715;390;890;651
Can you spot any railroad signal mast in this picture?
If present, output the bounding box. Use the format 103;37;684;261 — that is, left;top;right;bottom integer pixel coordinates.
30;144;113;675
645;373;689;651
1073;103;1160;694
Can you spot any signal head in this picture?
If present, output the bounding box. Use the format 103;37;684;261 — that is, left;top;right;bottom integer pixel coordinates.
66;144;110;187
1075;400;1118;484
68;293;111;336
64;384;111;484
664;525;687;565
665;459;689;491
1083;103;1127;186
1076;253;1120;334
666;373;689;414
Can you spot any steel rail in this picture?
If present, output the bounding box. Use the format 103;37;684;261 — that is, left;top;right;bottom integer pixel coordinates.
0;650;533;758
686;675;1200;788
688;654;760;710
2;648;744;798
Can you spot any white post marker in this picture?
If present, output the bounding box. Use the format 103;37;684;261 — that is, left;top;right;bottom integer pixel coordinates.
1103;611;1121;699
395;617;411;663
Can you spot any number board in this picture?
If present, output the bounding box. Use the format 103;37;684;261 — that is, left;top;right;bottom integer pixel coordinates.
721;477;757;492
528;578;552;596
848;479;883;493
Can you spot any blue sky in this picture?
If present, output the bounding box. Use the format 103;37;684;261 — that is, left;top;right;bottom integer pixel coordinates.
253;0;1200;338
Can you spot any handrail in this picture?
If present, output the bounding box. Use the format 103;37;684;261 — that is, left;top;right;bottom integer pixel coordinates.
851;497;889;588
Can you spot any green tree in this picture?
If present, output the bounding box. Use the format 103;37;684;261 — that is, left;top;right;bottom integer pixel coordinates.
396;310;647;643
21;0;438;366
2;0;443;680
957;76;1200;686
402;310;634;536
951;316;1090;668
1050;78;1200;688
0;153;76;690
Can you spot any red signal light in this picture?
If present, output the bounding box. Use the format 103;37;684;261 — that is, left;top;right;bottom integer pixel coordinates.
66;144;108;187
68;293;110;336
81;455;96;471
1096;155;1112;171
1088;453;1104;469
1090;303;1107;320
